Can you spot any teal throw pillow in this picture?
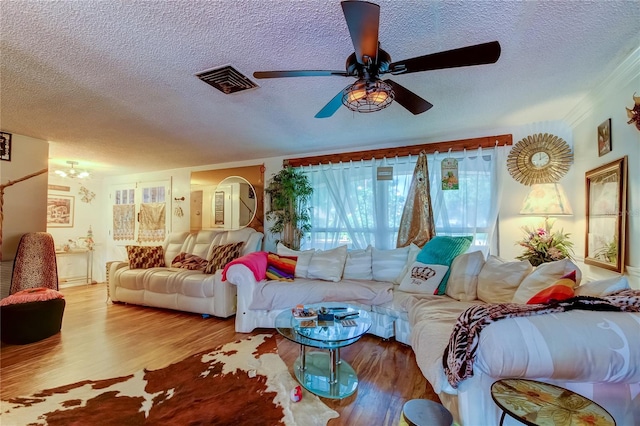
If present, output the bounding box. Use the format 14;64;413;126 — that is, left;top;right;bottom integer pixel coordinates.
416;236;473;295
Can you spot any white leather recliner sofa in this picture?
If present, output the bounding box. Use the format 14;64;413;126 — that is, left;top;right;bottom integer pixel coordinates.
108;228;263;318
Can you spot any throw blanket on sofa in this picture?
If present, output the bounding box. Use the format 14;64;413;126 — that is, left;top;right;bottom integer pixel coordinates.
222;251;268;282
443;289;640;388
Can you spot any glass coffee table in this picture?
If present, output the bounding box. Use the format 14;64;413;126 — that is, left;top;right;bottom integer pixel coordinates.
275;303;371;399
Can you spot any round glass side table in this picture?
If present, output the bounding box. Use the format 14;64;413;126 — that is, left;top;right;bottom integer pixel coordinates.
491;378;615;426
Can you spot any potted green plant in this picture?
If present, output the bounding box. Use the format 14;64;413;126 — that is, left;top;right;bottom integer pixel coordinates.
265;167;313;250
515;220;574;267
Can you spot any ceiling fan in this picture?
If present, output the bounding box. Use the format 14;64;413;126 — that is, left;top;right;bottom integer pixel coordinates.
254;0;501;118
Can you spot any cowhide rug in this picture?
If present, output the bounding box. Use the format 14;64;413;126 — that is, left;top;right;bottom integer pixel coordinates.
1;334;338;425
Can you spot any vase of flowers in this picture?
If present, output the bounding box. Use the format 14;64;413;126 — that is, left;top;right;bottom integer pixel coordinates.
516;220;574;267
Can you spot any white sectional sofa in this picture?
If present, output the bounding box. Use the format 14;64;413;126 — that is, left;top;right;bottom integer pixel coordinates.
109;228;263;318
224;242;640;425
224;243;421;342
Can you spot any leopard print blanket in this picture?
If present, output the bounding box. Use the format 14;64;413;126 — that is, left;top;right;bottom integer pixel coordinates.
443;289;640;388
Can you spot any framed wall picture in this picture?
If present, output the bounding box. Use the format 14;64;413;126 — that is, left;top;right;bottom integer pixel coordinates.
0;131;11;161
597;119;611;157
584;156;627;273
47;195;75;228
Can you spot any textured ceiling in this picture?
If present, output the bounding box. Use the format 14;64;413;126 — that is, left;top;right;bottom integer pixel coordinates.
1;1;639;177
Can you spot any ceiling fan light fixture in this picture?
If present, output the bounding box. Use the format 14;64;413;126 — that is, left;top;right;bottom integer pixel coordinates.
342;79;394;113
55;160;90;179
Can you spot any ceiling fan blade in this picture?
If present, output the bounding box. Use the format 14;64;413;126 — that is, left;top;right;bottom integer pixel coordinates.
341;1;380;64
315;85;351;118
254;70;349;79
389;41;501;74
384;79;433;115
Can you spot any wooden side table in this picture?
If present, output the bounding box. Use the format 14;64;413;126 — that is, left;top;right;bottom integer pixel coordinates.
491;378;615;426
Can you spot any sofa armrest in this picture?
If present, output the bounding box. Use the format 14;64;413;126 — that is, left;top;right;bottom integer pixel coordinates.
474;310;640;384
225;263;266;317
107;261;130;301
225;263;262;288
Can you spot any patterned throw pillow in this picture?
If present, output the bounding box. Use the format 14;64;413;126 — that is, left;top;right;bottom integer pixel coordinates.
511;258;581;304
416;236;473;294
126;245;165;269
171;252;208;271
527;270;577;304
204;242;244;274
277;243;315;278
398;262;449;294
266;252;297;282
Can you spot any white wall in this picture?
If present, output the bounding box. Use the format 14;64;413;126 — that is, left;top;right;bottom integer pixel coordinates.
47;175;107;284
0;133;48;297
566;47;640;286
0;133;49;259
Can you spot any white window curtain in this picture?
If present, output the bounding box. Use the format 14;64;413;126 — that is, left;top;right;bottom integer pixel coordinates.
301;146;507;254
302;158;416;250
428;147;507;255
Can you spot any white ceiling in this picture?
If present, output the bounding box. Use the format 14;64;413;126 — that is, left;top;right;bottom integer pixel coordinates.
1;1;639;178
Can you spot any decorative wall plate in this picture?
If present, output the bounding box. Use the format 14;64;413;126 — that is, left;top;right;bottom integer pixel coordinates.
507;133;572;185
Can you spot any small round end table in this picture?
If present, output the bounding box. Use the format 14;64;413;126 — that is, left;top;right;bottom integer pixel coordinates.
491;378;616;426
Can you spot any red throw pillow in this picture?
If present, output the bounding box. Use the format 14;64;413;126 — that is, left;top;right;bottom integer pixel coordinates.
527;270;576;304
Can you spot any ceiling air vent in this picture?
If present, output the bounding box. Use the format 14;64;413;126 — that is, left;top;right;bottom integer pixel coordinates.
196;65;258;94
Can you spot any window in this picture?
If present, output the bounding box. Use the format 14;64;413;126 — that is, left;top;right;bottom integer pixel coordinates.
110;180;170;243
300;147;505;253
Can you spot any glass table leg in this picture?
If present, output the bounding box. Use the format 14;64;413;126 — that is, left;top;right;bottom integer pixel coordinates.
298;344;306;371
293;350;358;399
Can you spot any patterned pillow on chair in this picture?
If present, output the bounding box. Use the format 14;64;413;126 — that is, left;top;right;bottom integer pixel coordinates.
126;245;165;269
205;242;245;274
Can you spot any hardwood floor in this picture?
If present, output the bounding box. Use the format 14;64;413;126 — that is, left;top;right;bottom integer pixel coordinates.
0;284;437;425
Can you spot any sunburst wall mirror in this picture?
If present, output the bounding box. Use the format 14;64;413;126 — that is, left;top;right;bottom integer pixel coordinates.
507;133;573;186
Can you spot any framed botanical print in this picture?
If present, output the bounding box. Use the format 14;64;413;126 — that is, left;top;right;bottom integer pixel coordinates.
0;132;11;161
47;195;75;227
584;156;627;273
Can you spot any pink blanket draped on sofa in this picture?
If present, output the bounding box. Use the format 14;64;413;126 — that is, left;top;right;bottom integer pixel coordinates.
443;289;640;388
222;251;268;282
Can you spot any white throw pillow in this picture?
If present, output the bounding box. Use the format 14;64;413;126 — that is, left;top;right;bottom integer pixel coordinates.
372;246;410;282
277;243;315;278
307;245;348;282
343;246;373;280
477;256;533;303
393;243;422;284
511;258;581;304
399;262;449;294
575;276;630;297
445;250;485;301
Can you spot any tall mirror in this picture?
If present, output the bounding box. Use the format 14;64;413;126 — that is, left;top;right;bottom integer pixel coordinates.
190;165;264;233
